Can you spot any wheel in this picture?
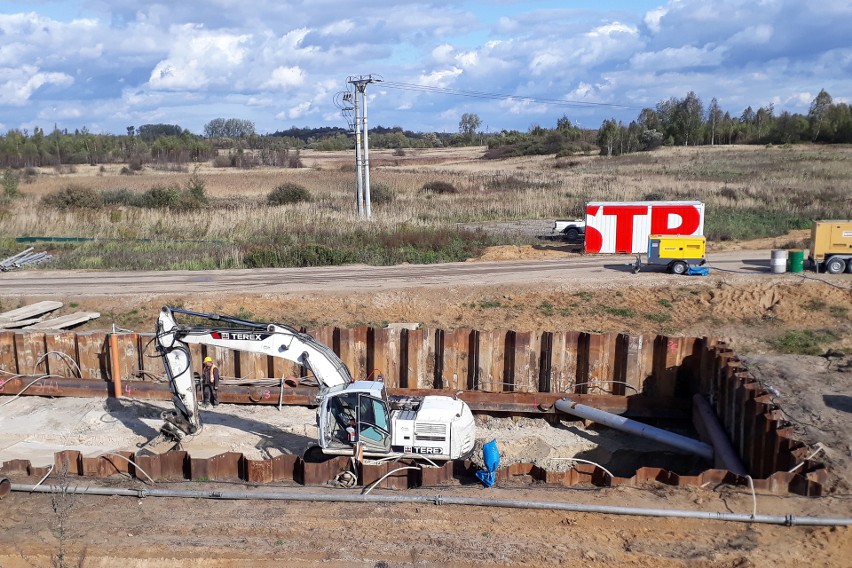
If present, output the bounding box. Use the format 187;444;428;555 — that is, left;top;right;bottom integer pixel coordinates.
564;227;580;241
825;257;846;274
670;261;688;275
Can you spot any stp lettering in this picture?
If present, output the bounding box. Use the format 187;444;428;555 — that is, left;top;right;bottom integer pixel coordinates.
585;203;703;254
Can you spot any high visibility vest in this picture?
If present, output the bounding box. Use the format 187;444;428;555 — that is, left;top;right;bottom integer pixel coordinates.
204;365;218;384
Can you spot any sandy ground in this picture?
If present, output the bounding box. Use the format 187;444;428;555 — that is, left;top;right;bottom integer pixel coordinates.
1;230;851;566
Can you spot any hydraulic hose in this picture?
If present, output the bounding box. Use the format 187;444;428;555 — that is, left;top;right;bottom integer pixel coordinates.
11;483;852;527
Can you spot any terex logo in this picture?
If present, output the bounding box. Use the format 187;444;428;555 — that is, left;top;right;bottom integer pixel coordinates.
585;201;704;254
210;332;268;341
404;446;443;455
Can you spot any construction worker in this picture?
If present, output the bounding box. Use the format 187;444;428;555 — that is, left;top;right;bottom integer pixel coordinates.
202;356;220;407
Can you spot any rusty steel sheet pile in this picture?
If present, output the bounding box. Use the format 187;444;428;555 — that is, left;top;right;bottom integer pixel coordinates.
0;327;828;495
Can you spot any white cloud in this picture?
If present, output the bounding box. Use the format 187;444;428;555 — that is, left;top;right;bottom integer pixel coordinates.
0;65;74;105
631;45;728;71
147;25;251;91
286;101;313;119
417;68;463;88
644;7;668;33
262;66;306;89
729;25;773;46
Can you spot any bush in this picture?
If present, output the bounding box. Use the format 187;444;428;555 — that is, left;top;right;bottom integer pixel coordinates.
420;181;458;194
143;185;182;208
41;185;103;209
2;170;20;198
268;183;312;205
212;155;232;168
101;188;140;207
370;183;395;205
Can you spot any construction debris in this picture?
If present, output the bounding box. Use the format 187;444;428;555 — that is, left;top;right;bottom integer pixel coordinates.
0;248;52;271
0;302;97;330
0;301;62;329
25;311;100;330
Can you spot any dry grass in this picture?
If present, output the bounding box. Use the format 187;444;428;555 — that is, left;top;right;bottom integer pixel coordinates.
3;144;851;269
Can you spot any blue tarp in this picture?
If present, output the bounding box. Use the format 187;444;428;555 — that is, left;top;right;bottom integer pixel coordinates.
475;439;500;488
687;266;710;276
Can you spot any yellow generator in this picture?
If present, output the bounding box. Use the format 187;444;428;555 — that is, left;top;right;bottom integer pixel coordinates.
634;235;707;275
809;220;852;274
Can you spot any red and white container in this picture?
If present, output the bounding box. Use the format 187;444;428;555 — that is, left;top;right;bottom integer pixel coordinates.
584;201;705;254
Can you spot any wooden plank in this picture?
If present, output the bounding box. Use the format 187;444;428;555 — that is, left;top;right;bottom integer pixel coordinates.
0;301;63;322
26;312;100;330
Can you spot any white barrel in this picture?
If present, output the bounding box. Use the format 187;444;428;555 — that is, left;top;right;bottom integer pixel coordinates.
770;249;788;274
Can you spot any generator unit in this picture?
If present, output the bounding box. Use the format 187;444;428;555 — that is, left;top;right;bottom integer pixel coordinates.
634;235;707;275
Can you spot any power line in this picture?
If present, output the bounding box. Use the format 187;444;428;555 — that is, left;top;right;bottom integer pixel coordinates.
380;80;643;111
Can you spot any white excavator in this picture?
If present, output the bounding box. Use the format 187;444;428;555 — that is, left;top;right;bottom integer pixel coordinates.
153;306;476;461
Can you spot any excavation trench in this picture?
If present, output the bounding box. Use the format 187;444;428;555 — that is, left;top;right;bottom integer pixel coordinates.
0;328;828;495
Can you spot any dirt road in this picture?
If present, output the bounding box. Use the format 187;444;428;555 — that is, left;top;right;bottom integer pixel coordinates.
0;249;786;297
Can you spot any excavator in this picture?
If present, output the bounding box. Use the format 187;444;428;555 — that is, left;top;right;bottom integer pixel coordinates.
152;306;476;461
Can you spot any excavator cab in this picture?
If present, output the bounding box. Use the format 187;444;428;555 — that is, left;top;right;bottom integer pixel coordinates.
320;382;392;455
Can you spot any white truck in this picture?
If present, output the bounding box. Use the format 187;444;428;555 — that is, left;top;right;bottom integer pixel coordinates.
551;219;586;242
154;306;476;461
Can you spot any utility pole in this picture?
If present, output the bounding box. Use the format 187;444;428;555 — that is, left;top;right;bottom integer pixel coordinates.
346;75;380;219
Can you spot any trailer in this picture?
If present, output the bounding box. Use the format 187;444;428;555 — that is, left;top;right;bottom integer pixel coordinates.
585;201;705;254
809;220;852;274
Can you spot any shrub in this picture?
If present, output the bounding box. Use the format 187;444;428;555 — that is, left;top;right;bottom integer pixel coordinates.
421;181;458;194
268;183;312;205
41;185;103;209
393;148;406;157
370;183;395;205
185;168;207;204
2;170;20;198
719;186;738;200
143;185;182;208
102;188;141;207
128;157;144;171
211;155;229;168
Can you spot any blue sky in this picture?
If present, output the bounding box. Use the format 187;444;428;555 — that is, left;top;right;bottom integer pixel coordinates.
0;0;849;136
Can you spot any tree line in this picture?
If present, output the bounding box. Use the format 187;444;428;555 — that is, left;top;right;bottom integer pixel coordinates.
1;88;849;169
595;89;850;156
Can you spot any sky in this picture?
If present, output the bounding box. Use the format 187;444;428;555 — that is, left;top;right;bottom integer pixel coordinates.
0;0;850;136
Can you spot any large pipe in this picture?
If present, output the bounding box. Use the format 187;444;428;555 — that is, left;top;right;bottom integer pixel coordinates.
0;478;9;499
555;398;714;461
692;394;748;475
11;483;851;527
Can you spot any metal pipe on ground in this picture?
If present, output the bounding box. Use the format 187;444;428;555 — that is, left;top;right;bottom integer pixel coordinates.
692;394;748;476
11;483;852;527
555;398;714;461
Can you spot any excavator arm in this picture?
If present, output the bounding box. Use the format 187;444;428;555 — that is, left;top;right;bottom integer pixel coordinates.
154;306;352;441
